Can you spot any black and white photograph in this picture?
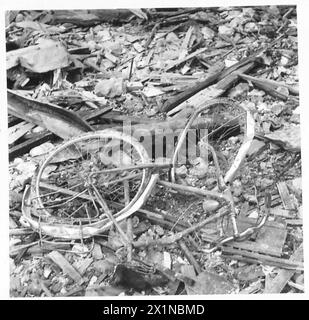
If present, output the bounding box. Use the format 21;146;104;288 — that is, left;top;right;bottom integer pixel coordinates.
3;2;306;299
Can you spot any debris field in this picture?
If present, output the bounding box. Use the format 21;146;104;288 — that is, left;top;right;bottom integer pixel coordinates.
7;6;303;297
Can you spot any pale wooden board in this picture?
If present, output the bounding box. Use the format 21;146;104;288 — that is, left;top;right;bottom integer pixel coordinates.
269;206;296;219
48;251;84;284
277;181;296;210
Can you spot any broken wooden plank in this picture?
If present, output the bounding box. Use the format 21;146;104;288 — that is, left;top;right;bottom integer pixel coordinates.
8;121;35;145
222;246;303;271
178;26;194;60
144;22;161;49
277;181;296;210
269;206;296;219
161;68;223;113
167;61;257;117
286;219;302;226
8;114;23;127
47;250;84;284
143;49;154;67
216;63;256;92
165;47;209;72
239;73;298;98
150;72;201;85
179;240;201;274
104;50;119;64
27;242;71;256
263;244;303;293
9;131;54;161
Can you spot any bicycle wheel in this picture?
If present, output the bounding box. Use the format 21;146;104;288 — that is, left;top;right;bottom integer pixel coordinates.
27;130;152;239
171;98;255;184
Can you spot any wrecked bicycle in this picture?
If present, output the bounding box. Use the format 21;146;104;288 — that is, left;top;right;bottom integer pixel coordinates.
22;98;270;252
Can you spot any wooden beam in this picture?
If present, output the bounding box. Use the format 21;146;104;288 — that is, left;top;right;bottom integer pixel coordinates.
222;246;303;271
263;244;303;293
9;131;54;161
